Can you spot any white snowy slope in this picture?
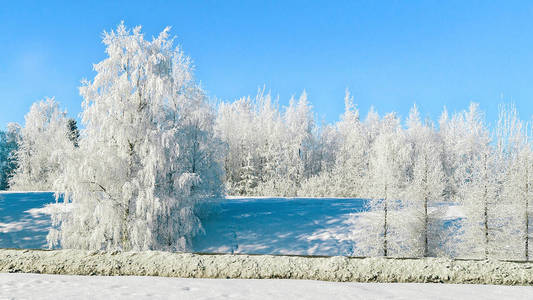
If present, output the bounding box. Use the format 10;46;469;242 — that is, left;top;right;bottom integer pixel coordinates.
1;273;533;300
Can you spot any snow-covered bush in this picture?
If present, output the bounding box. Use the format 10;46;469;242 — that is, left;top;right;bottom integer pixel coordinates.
48;23;223;251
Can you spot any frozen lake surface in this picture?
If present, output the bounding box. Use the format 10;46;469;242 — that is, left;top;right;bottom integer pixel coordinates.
0;192;366;256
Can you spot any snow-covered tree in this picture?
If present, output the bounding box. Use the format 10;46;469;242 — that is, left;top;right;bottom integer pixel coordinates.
0;123;21;190
48;23;223;251
281;91;316;195
440;104;498;258
355;112;411;257
216;95;259;194
328;90;369;197
9;98;72;191
403;105;446;257
495;104;532;260
255;93;286;195
215;89;319;197
298;122;339;197
236;152;259;194
316;123;339;174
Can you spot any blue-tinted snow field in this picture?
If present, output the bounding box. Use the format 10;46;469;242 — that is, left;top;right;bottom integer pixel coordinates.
0;192;366;256
193;197;366;256
0;192;57;249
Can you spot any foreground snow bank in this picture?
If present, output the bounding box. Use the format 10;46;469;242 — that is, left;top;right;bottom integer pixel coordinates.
2;273;533;300
1;249;533;285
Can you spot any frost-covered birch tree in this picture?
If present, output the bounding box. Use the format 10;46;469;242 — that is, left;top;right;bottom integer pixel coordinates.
9;98;72;191
496;104;532;260
49;23;223;251
354;112;411;256
440;104;498;258
404;105;446;257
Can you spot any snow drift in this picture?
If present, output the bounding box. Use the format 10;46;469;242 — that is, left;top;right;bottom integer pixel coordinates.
1;249;533;285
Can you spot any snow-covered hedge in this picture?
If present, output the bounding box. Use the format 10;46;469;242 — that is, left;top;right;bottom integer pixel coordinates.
1;249;532;285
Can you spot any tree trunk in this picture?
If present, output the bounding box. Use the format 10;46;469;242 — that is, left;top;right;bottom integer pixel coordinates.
484;198;489;258
121;207;130;251
423;154;429;257
383;186;388;257
525;161;529;261
424;194;428;257
483;154;489;259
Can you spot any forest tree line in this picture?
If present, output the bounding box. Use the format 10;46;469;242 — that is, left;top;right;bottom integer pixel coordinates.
215;90;532;260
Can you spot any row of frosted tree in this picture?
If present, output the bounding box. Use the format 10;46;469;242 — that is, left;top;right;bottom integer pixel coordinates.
215;89;532;260
215;90;532;260
0;23;531;259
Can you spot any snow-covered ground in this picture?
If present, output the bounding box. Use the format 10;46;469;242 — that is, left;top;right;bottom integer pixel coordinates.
0;192;371;255
1;192;532;298
0;192;56;249
0;192;466;256
1;273;532;300
0;192;469;258
0;192;467;256
194;197;368;255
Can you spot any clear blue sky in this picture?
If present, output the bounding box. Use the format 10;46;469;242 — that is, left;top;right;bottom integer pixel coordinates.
1;0;533;129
